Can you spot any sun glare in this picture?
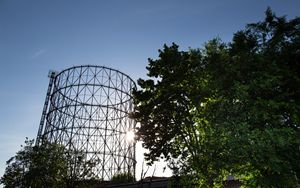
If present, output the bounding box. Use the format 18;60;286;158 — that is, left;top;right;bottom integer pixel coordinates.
126;130;135;142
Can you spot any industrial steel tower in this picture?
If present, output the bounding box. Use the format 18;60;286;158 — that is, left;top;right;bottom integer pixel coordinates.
36;65;136;180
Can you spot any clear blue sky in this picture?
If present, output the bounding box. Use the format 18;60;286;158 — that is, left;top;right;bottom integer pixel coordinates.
0;0;299;182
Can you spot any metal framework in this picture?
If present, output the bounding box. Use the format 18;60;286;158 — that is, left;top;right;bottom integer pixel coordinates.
36;65;136;180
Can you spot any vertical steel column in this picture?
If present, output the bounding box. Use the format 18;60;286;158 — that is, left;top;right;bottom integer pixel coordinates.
36;71;56;145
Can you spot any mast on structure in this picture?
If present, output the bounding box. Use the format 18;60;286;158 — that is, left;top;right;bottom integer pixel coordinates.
36;70;57;145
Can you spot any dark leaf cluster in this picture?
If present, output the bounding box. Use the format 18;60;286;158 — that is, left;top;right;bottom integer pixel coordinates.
0;138;98;188
133;8;300;187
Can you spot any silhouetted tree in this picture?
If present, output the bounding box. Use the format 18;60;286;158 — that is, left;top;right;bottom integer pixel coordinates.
133;8;300;187
0;138;97;188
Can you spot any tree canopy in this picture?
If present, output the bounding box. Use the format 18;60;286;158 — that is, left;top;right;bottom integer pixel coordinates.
0;138;97;188
133;8;300;187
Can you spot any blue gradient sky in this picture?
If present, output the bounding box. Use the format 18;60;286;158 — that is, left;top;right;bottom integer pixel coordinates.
0;0;299;181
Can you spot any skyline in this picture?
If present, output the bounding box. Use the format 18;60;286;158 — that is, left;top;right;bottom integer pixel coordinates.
1;0;300;182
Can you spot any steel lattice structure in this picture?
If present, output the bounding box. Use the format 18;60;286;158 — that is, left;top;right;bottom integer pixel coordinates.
36;65;136;180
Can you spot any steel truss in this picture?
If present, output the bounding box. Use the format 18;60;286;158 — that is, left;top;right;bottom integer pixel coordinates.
36;65;136;180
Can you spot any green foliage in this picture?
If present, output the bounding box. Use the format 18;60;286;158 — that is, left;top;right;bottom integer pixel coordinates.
133;8;300;187
110;172;135;184
0;138;97;188
0;138;68;187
